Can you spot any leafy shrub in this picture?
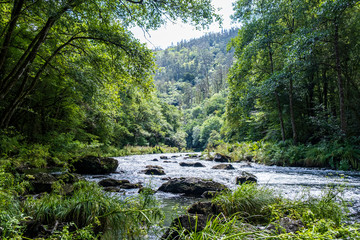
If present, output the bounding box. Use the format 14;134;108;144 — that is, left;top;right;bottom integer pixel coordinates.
0;168;25;238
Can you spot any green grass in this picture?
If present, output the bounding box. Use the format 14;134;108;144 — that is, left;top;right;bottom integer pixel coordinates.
168;183;357;239
0;167;163;240
213;183;279;222
23;181;163;239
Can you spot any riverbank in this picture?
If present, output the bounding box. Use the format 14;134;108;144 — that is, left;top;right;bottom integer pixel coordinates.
207;140;360;171
1;152;360;239
163;183;360;239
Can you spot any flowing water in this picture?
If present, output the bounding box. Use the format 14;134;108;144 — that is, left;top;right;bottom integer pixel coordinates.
85;153;360;237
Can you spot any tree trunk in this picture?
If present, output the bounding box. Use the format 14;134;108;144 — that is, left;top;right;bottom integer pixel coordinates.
268;41;285;142
0;0;25;78
334;20;347;135
289;76;297;144
322;69;328;112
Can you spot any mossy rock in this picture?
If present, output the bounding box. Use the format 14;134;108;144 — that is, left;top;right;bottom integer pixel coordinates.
72;156;118;174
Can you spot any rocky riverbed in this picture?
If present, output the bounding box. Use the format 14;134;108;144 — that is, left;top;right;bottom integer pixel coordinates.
83;153;360;221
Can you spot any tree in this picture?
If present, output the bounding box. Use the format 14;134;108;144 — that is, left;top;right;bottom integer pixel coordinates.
227;0;360;143
0;0;219;129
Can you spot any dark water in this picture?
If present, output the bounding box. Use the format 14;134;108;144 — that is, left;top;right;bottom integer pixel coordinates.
85;153;360;238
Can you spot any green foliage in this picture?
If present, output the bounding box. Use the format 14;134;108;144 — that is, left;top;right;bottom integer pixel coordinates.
175;215;246;240
213;183;279;222
0;0;219;157
52;224;98;240
225;0;360;144
23;181;163;239
155;30;237;108
154;30;237;149
211;140;360;170
0;167;27;238
171;184;356;239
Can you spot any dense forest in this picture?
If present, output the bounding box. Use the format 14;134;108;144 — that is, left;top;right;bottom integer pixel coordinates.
154;29;237;149
1;0;360;239
0;0;220;153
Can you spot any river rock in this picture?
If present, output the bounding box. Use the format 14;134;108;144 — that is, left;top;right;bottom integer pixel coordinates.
213;153;231;162
56;172;82;184
160;156;168;159
72;156;118;174
27;172;80;194
179;162;205;167
28;172;57;193
161;214;208;240
187;201;221;216
145;165;164;169
98;178;142;189
267;217;304;233
103;187;125;193
141;165;166;175
151;158;159;161
98;178;129;187
236;171;257;184
158;177;228;197
201;191;220;198
212;164;235;170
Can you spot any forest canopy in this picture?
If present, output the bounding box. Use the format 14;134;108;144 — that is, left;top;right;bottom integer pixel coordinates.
0;0;219;149
225;0;360;144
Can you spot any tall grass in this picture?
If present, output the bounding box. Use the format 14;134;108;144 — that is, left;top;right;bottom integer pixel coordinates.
0;168;24;238
169;184;355;239
213;183;279;222
24;181;163;239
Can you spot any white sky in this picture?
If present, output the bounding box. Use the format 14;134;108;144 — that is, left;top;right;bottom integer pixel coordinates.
131;0;238;49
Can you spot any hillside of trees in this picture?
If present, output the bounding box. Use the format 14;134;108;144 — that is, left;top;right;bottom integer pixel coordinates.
153;29;237;149
153;0;360;170
154;29;237;108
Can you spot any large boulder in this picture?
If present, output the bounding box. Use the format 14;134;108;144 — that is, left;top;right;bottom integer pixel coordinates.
72;156;118;174
98;178;129;187
213;153;231;162
179;162;205;167
28;172;57;193
161;214;208;240
28;172;81;194
140;165;166;175
236;171;257;184
187;201;221;216
211;164;235;170
158;177;228;197
98;178;142;189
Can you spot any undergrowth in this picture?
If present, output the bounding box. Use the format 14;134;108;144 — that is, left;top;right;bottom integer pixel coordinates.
0;169;163;239
209;139;360;170
171;184;359;240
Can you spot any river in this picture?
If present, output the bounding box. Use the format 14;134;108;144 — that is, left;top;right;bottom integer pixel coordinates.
85;152;360;237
